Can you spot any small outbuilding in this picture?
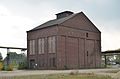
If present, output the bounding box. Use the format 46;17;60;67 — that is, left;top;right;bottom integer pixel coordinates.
27;11;101;69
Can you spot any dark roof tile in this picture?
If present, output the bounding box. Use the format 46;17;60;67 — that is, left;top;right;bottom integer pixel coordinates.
28;13;77;31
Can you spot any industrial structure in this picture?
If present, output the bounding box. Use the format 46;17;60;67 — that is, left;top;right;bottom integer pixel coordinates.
27;11;101;69
0;46;27;69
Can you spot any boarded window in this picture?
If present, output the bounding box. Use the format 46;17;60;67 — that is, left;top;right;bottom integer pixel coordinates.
38;38;45;54
48;36;56;53
29;40;35;55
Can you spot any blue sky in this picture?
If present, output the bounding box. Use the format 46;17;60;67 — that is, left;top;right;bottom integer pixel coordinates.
0;0;120;58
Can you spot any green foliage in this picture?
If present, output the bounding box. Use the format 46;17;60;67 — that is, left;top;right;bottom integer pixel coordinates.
5;64;13;71
18;62;27;70
64;65;68;70
115;55;120;64
0;52;3;61
0;61;3;70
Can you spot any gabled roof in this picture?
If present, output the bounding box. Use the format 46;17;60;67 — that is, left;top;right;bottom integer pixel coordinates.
28;13;77;32
28;12;100;33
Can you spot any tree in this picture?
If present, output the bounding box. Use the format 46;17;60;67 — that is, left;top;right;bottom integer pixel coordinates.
0;52;3;61
0;52;3;70
106;55;115;65
115;55;120;64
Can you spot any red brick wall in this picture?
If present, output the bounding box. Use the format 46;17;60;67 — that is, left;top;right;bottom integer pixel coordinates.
27;26;58;69
61;13;100;33
56;26;101;69
79;38;85;68
56;36;66;69
66;37;79;69
27;12;101;69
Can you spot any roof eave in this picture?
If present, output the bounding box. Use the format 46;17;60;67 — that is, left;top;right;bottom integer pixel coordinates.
80;12;101;33
27;24;58;33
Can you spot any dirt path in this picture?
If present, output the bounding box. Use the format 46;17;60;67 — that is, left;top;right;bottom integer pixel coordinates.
0;68;119;77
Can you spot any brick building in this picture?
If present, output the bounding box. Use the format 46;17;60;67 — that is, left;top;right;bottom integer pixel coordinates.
27;11;101;69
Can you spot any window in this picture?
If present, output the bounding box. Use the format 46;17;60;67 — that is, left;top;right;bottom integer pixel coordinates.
86;33;88;37
48;36;56;53
87;51;88;56
29;40;35;55
38;38;45;54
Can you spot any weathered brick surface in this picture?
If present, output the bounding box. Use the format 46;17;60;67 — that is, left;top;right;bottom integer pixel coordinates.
27;12;101;69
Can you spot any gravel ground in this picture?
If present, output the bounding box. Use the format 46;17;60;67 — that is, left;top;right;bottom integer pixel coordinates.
0;68;119;77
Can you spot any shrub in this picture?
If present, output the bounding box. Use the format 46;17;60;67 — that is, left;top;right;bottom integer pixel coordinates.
18;62;27;70
5;64;13;71
64;65;68;70
0;62;3;70
9;64;13;71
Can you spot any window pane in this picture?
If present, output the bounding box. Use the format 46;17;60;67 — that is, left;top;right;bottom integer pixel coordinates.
41;38;45;54
52;37;56;53
29;41;32;55
32;40;35;54
38;38;45;54
29;40;35;55
48;37;51;53
48;36;56;53
38;39;42;54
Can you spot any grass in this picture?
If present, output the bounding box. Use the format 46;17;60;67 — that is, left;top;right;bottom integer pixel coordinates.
0;73;113;79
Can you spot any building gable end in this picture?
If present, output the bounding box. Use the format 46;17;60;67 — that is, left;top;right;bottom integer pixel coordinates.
61;12;101;33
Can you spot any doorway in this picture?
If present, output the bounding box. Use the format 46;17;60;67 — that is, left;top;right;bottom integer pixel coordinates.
30;59;35;69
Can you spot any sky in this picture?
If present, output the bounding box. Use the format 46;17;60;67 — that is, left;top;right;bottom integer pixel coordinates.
0;0;120;58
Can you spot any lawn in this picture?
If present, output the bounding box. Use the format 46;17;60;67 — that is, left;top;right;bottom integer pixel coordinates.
0;73;113;79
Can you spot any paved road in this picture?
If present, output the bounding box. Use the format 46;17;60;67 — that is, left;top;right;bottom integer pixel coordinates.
0;68;119;77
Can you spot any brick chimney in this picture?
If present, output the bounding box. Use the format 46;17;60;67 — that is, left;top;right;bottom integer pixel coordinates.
56;11;74;19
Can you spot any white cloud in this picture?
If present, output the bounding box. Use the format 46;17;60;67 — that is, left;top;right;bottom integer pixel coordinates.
98;19;120;51
84;0;113;5
0;5;35;58
0;0;120;58
102;31;120;51
0;15;34;46
0;5;11;16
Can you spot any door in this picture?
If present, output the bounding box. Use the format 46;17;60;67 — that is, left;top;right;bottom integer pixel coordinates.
30;59;35;69
86;40;95;68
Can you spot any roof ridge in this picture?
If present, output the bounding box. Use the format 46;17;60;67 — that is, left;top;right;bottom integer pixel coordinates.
28;12;79;32
59;12;81;25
